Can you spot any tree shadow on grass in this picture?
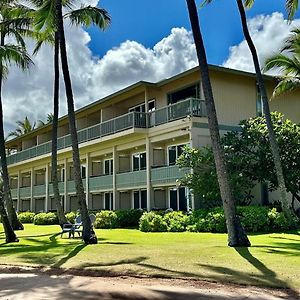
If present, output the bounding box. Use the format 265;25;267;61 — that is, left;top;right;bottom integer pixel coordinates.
234;247;299;299
0;233;87;266
52;243;87;268
250;241;300;257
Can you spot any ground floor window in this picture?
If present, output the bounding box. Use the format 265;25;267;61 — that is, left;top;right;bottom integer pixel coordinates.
169;187;188;211
104;192;113;210
133;190;147;209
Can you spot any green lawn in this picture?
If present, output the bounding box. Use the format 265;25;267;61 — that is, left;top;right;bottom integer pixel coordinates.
0;225;299;290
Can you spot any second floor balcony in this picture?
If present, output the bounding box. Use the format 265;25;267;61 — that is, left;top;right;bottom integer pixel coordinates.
6;98;206;166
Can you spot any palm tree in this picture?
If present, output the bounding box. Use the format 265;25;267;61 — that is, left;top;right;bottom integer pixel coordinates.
234;0;294;220
185;0;250;247
29;0;110;242
56;1;110;243
31;0;110;234
0;1;33;232
8;116;36;138
264;28;300;97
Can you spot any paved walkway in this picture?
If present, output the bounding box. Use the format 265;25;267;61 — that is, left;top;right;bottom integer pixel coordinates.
0;270;298;300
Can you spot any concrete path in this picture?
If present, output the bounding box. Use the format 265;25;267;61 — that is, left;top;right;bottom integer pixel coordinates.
0;271;298;300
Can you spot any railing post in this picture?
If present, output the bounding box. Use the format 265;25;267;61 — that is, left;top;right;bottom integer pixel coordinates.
190;98;193;117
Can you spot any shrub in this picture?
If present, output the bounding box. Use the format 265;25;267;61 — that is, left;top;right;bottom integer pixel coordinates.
116;209;144;228
205;211;227;233
34;212;58;225
163;211;189;232
94;211;119;229
139;212;167;232
66;212;76;224
187;209;209;225
268;208;290;231
238;206;269;232
18;212;35;223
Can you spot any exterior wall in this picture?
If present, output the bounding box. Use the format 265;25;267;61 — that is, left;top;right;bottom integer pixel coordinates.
267;82;300;122
6;66;300;212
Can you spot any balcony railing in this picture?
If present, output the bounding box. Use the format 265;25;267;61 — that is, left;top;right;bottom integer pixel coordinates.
33;185;46;197
7;98;206;166
149;98;206;127
19;187;31;198
89;175;113;191
151;165;190;185
116;170;147;189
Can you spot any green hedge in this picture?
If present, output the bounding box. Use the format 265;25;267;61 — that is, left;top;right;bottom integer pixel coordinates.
18;212;35;223
139;206;299;233
33;212;59;225
94;211;119;229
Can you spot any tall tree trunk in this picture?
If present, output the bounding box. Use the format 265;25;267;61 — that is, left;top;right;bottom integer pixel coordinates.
0;196;18;243
0;34;23;231
236;0;292;220
52;31;67;227
55;0;96;244
186;0;250;247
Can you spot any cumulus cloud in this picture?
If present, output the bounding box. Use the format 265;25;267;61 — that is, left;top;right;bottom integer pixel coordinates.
3;27;197;133
223;12;300;73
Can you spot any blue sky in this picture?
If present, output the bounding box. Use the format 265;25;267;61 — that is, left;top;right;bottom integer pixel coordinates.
87;0;295;65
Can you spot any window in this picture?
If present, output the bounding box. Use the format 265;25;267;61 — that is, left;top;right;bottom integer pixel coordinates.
129;100;156;113
133;190;147;209
168;83;200;105
104;159;113;175
129;103;146;113
104;192;113;210
132;152;146;171
168;144;186;165
169;187;187;211
81;165;86;179
148;99;156;112
256;84;263;116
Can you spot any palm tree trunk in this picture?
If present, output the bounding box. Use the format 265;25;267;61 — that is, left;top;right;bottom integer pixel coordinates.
186;0;250;247
0;34;23;231
0;196;18;243
52;31;67;227
236;0;292;220
55;0;96;243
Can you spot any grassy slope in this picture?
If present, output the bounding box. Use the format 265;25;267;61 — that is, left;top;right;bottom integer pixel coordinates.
0;225;299;290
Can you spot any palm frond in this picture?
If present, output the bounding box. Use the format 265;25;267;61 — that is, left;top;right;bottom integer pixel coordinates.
264;54;300;76
286;0;299;21
244;0;255;8
32;30;55;55
272;76;300;97
0;45;33;71
65;6;111;30
34;0;56;32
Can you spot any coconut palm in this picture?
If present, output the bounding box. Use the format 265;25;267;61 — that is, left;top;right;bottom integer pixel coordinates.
203;0;295;220
0;1;33;232
264;28;300;97
32;0;110;242
185;0;250;247
8;116;36;138
235;0;293;220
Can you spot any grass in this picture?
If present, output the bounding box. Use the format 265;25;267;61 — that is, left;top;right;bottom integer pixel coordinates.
0;225;299;291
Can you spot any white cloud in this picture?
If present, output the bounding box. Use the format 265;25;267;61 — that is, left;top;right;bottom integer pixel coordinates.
223;12;300;73
3;27;197;133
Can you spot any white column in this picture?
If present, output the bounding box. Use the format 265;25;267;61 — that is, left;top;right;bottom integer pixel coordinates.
85;153;90;207
45;164;49;212
30;167;34;212
112;146;118;210
17;170;21;212
64;158;68;211
146;137;152;211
